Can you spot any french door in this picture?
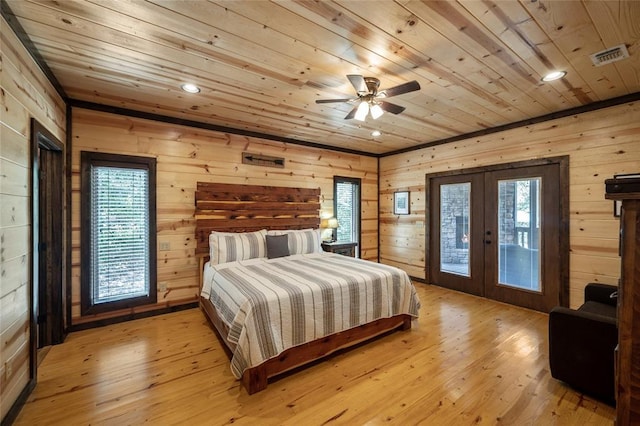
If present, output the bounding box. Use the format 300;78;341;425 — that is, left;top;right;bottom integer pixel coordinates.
428;162;566;312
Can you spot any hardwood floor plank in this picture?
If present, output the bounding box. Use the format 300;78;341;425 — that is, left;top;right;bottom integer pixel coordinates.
13;284;614;425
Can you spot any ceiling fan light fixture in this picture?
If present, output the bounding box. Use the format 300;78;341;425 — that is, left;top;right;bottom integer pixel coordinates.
541;71;566;82
370;103;384;119
355;101;369;121
316;75;420;120
180;83;201;93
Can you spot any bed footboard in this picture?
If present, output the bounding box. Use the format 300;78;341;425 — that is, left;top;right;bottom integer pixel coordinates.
239;314;412;394
201;290;413;394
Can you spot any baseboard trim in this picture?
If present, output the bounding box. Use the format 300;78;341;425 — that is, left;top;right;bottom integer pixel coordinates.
69;302;199;332
1;378;36;426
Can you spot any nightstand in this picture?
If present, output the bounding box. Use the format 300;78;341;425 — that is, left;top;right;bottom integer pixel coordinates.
321;241;357;257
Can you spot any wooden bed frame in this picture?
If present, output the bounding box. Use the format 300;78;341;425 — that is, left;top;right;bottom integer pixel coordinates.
195;182;412;394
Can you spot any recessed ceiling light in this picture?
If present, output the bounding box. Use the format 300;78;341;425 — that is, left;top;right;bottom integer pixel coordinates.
371;130;381;137
541;71;566;82
180;83;201;93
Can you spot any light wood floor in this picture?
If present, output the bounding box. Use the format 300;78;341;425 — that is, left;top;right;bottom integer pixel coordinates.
14;284;614;425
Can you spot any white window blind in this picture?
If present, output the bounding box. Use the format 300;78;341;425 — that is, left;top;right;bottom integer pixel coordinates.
90;165;150;304
335;180;359;244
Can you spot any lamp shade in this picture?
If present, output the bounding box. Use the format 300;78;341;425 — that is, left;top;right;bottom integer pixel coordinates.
320;217;339;229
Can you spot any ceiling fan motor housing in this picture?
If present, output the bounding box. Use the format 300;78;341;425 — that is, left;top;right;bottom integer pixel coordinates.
363;77;380;95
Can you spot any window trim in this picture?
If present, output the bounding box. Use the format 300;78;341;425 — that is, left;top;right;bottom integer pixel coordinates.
333;176;361;257
80;152;157;315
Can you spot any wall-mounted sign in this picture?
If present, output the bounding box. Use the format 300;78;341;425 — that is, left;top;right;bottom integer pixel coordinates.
242;152;285;168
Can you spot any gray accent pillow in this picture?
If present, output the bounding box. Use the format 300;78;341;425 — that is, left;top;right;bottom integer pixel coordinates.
266;234;290;259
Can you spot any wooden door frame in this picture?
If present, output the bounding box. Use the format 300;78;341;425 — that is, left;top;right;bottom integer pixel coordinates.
425;156;570;308
30;118;66;380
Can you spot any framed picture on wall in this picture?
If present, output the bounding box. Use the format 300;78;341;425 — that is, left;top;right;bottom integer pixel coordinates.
394;191;410;215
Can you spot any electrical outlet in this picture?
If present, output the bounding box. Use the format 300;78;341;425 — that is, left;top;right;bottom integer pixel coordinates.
159;241;170;251
159;282;167;292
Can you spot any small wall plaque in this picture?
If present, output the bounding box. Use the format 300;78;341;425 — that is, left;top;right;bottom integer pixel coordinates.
242;152;285;168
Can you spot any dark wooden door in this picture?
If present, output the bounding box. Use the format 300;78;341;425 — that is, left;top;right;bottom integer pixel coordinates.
32;119;65;349
483;165;561;312
37;148;64;347
429;163;563;312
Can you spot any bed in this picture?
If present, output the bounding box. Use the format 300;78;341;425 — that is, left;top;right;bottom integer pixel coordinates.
195;182;420;394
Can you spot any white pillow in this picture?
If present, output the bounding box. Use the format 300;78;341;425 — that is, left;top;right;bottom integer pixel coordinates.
209;229;267;264
267;228;321;255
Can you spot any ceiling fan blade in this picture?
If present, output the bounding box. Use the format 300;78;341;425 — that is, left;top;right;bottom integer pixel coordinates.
344;105;359;120
315;98;356;104
378;80;421;98
379;101;406;115
347;74;368;95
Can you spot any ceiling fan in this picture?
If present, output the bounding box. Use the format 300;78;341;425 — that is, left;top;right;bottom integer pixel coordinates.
316;74;420;121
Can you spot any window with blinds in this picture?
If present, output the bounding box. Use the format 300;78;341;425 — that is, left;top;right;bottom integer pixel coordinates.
81;152;157;315
333;177;361;254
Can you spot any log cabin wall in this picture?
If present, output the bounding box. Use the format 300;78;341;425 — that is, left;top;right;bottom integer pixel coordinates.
70;107;378;325
379;101;640;309
0;16;66;421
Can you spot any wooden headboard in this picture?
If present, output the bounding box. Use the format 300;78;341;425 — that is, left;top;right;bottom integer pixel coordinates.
194;182;321;256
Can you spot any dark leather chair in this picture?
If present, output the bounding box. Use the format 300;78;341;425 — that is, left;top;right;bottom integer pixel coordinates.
549;283;618;404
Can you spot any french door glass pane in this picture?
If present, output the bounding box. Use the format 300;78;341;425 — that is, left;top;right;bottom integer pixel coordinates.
440;182;470;276
497;178;541;291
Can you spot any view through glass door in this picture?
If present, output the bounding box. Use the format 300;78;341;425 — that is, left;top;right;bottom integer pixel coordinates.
496;176;541;291
428;162;565;312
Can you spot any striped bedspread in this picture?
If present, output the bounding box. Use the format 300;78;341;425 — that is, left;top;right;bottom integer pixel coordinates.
201;252;420;379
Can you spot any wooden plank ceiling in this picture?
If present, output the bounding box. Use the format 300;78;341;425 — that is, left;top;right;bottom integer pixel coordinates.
5;0;640;155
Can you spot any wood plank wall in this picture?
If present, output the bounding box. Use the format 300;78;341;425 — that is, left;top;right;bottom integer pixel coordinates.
70;108;378;324
379;101;640;309
0;16;66;421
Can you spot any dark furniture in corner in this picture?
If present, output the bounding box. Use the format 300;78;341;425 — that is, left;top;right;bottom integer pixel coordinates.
549;283;617;404
605;176;640;424
321;241;357;257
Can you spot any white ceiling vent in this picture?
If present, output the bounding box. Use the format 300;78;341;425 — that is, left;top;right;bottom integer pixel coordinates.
590;44;630;66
